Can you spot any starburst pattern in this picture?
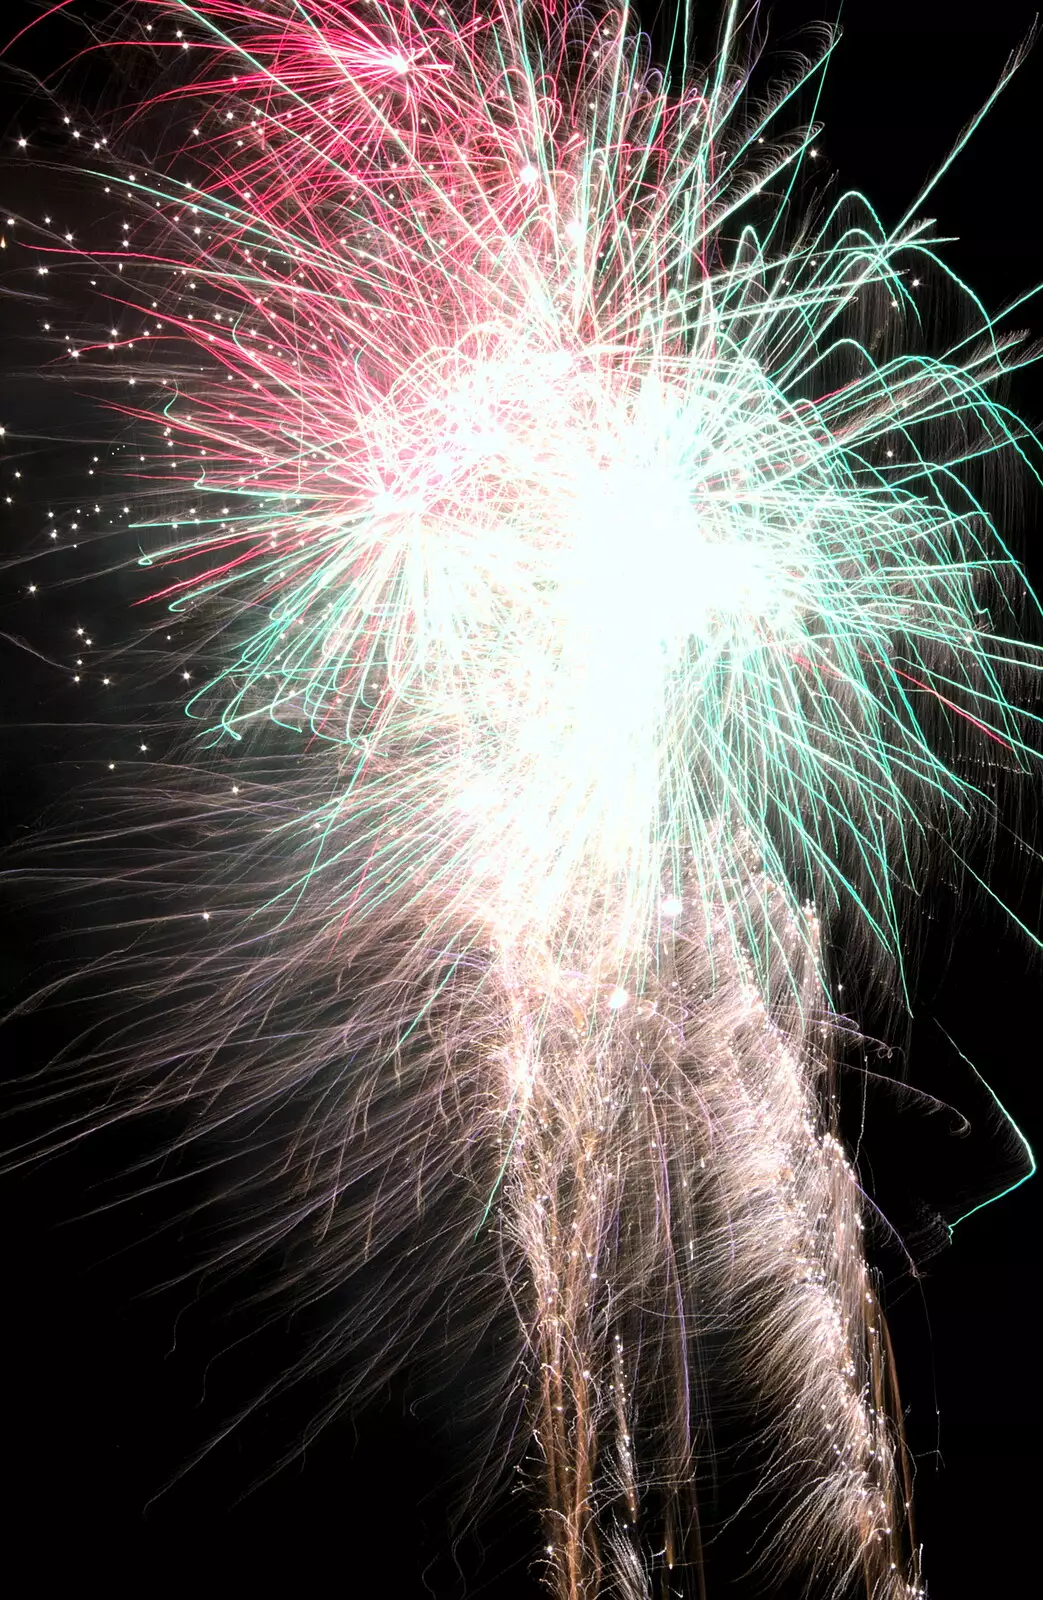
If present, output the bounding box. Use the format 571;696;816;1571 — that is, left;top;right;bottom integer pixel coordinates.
9;3;1042;1596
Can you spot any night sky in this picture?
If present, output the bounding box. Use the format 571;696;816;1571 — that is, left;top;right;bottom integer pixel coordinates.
2;3;1041;1594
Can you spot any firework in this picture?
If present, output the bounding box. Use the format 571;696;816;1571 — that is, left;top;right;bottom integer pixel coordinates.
9;2;1041;1595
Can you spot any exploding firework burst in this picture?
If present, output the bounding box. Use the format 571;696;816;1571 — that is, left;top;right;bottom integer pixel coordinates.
5;2;1041;1596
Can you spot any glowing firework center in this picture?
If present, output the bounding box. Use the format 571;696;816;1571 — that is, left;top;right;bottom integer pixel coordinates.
377;354;806;922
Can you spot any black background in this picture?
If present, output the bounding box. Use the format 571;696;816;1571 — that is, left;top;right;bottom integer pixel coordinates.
2;2;1040;1594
